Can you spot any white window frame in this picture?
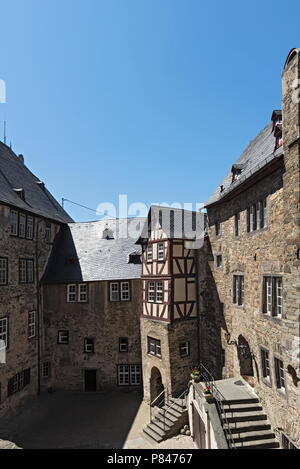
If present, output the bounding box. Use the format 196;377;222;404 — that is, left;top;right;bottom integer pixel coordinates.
27;260;34;283
158;243;164;262
119;337;128;353
28;311;36;339
19;214;26;238
26;216;34;240
274;357;286;393
0;317;8;349
110;282;120;302
261;348;271;384
148;282;155;303
42;361;50;378
121;282;130;301
84;338;94;354
58;331;69;344
0;258;7;285
130;365;141;385
147;245;153;263
180;341;190;358
118;365;130;386
276;278;283;318
79;284;88;303
19;259;27;284
67;284;77;303
156;281;163;303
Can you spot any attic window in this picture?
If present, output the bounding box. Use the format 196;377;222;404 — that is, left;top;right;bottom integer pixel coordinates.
102;227;114;240
274;124;283;149
128;252;141;264
13;188;25;201
36;181;45;191
231;164;245;183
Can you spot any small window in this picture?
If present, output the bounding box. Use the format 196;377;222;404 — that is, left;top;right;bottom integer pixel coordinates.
19;259;34;284
233;275;244;306
119;337;128;353
42;362;51;378
79;284;88;303
26;217;34;240
274;358;286;393
215;221;221;237
19;214;26;238
121;282;130;301
221;349;226;368
110;283;119;302
156;281;163;303
27;260;34;283
67;284;77;303
148;282;155;302
7;369;30;397
147;245;153;263
148;337;161;358
179;341;190;358
58;331;69;344
84;338;94;354
118;365;130;386
0;317;8;349
235;213;241;237
130;365;141;386
158;243;164;262
263;276;283;318
45;223;51;243
0;258;8;285
261;349;271;384
10;211;18;236
216;255;223;268
28;311;36;339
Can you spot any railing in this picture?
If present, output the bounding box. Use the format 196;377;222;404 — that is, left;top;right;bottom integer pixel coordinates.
150;388;188;433
198;362;236;450
150;388;168;423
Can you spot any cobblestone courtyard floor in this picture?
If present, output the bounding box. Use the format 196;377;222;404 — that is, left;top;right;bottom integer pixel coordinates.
0;390;196;450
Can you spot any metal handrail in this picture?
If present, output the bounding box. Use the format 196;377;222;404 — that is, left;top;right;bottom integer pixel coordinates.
198;362;236;450
150;388;188;433
150;388;168;422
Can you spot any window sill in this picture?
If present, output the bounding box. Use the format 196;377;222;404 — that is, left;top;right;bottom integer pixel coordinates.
261;313;283;324
262;377;272;388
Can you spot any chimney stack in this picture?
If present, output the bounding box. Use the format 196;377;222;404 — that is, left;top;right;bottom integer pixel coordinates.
18;154;24;164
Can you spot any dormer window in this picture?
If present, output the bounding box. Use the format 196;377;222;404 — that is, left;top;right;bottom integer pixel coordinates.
13;188;25;201
271;110;282;132
231;164;245;183
128;252;141;264
102;227;114;240
274;124;283;149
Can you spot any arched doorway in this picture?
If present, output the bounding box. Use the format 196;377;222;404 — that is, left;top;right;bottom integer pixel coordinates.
150;367;165;406
237;335;254;386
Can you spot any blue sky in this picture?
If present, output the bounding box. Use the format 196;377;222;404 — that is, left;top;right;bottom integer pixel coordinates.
0;0;298;221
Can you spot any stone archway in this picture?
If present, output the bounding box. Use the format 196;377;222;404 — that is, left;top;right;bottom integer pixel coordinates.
237;335;254;385
150;367;165;406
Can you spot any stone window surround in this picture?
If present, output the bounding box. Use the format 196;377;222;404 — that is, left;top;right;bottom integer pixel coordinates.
215;220;221;238
232;273;245;308
273;354;288;400
216;254;223;269
261;275;283;320
246;198;268;236
147;336;162;359
260;346;272;388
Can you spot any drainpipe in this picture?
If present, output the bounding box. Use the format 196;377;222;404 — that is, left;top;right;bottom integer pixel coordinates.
35;219;42;396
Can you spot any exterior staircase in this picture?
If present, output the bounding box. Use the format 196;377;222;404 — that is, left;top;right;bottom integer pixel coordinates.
143;395;188;443
220;397;280;449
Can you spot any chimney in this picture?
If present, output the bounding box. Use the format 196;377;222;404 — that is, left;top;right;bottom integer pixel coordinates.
18;154;24;164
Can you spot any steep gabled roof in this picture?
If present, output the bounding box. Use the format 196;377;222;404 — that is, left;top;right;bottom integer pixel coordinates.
205;121;284;208
43;218;146;284
0;142;73;223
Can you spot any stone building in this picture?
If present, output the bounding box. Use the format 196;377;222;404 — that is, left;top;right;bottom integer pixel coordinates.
41;218;145;392
137;206;204;405
0;142;72;417
199;48;300;449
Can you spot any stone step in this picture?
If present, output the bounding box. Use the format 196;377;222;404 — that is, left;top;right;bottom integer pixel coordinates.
143;426;163;443
147;422;168;438
160;405;182;419
222;398;260;406
222;403;263;413
224;420;272;434
152;417;172;432
227;429;277;443
236;439;280;449
221;410;267;423
155;410;178;426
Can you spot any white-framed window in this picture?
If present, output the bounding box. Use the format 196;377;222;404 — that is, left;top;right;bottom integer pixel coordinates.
26;216;34;240
179;341;190;358
261;348;271;384
233;275;244;306
118;365;130;386
158;243;164;262
148;337;161;358
19;259;27;284
0;258;8;285
19;214;26;238
156;281;163;303
130;365;141;385
84;338;94;354
147;245;153;263
274;357;286;393
28;311;36;339
0;317;8;349
42;361;50;378
67;284;77;303
148;282;155;302
58;331;69;344
10;211;18;236
119;337;128;353
121;282;130;301
263;276;283;318
27;260;34;283
110;283;120;302
45;223;51;243
79;284;88;303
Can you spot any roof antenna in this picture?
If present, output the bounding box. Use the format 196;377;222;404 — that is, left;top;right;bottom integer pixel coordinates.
3;120;6;145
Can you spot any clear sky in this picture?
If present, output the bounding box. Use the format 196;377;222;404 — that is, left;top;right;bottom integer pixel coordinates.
0;0;299;221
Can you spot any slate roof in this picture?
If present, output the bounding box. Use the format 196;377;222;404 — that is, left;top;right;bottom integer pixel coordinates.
205;121;284;208
0;142;73;223
43;218;146;284
137;205;205;243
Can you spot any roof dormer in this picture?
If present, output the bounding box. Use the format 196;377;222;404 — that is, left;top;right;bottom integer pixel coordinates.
13;188;25;201
102;226;114;240
271;110;282;132
231;163;245;183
